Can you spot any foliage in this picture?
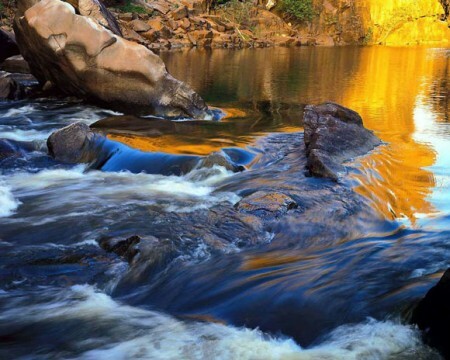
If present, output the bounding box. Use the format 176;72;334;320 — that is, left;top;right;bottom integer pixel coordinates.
219;0;255;27
118;0;147;14
279;0;314;23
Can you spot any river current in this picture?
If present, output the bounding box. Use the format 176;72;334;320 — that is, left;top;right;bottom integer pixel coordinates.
0;46;449;359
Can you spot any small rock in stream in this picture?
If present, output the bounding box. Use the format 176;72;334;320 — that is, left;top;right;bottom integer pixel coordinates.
303;102;382;181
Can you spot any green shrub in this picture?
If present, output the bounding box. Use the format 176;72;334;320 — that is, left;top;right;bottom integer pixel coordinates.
118;0;147;14
280;0;314;23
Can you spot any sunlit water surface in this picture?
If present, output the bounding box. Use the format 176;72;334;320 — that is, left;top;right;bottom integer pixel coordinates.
0;46;449;359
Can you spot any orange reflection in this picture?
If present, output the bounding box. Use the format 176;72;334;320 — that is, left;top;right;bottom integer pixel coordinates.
343;47;440;224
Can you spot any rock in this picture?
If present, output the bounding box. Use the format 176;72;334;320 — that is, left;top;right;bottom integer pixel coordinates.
47;122;98;163
118;12;133;21
145;0;171;14
0;30;20;63
412;268;450;358
303;102;382;181
236;191;297;217
141;29;160;42
76;0;123;36
0;55;31;74
196;151;244;172
0;71;39;100
171;5;188;20
129;19;151;32
179;18;191;30
99;235;142;262
14;0;209;118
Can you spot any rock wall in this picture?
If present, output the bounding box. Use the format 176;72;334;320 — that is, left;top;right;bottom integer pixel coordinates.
298;0;450;45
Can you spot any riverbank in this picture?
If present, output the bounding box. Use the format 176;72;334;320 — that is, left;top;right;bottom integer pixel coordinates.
1;0;449;50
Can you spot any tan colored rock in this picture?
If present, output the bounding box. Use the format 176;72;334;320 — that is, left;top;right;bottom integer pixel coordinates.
179;17;191;30
141;29;160;42
129;19;151;32
171;5;188;20
14;0;209;118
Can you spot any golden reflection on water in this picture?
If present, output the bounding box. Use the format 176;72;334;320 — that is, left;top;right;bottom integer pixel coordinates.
109;47;449;225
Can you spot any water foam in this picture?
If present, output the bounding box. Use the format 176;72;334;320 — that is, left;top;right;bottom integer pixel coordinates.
1;165;239;224
0;183;20;217
0;285;432;360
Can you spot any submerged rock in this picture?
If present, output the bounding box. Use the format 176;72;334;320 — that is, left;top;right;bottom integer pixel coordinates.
412;268;450;358
303;102;381;181
13;0;209;118
236;191;298;217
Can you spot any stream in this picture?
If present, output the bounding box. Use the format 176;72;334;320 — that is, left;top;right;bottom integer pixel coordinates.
0;46;449;359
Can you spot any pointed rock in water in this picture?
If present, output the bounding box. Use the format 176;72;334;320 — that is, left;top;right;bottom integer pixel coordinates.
13;0;209;118
303;102;381;181
412;268;450;359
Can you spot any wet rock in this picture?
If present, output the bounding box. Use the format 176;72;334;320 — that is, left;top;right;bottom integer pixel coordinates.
47;122;98;163
0;71;39;100
0;55;31;74
0;30;20;63
236;191;298;217
196;151;244;172
47;122;244;174
412;268;450;358
14;0;209;118
99;235;142;262
303;102;381;181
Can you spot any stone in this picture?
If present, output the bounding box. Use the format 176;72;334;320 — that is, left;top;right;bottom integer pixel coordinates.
129;19;151;32
0;71;38;100
303;102;382;181
0;30;20;63
236;191;298;216
14;0;209;118
180;18;191;30
76;0;123;36
171;5;188;20
196;151;244;172
141;29;160;42
47;122;98;163
0;56;31;74
118;12;133;21
412;268;450;358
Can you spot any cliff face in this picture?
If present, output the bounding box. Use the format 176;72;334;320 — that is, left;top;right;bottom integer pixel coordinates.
299;0;450;45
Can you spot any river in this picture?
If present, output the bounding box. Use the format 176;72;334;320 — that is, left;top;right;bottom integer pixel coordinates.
0;46;449;359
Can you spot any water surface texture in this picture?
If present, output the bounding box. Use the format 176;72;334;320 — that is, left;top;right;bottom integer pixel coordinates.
0;46;449;359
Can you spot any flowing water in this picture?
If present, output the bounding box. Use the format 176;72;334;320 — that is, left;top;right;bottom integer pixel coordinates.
0;46;449;359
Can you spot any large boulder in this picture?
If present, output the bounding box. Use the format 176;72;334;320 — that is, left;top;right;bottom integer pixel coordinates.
16;0;122;36
411;268;450;358
13;0;209;118
303;102;381;181
0;30;20;63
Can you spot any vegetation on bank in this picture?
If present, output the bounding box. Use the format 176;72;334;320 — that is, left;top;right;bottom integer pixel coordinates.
278;0;314;22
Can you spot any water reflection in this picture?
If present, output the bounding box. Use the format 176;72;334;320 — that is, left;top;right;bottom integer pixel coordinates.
159;47;450;225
